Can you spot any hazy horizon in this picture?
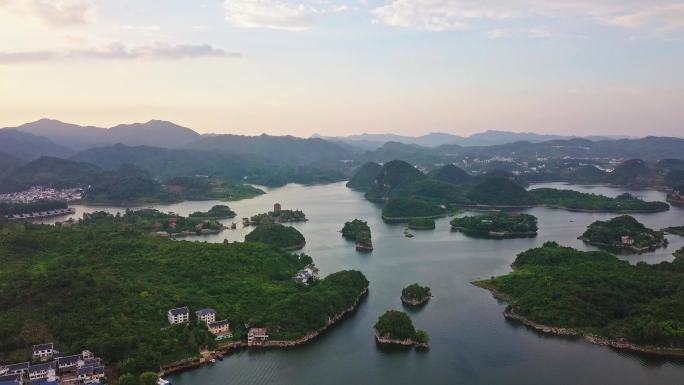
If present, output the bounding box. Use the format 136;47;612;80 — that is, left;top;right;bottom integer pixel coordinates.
1;0;682;137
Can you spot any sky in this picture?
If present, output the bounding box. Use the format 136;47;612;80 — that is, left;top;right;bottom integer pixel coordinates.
0;0;683;137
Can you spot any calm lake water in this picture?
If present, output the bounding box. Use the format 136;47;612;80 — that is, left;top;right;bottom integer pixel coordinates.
51;182;684;385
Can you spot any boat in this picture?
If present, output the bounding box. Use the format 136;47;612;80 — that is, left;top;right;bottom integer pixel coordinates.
405;233;414;238
157;379;171;385
210;358;216;363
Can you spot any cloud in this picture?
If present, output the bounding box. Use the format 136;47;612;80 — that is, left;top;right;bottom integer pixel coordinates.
0;0;95;27
487;27;553;39
222;0;348;31
0;42;240;63
372;0;684;36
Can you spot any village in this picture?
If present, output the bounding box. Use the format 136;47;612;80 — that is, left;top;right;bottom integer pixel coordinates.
0;187;83;204
0;344;105;385
166;307;267;348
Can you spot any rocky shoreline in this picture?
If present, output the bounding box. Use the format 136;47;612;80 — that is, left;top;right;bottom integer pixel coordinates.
382;214;446;223
400;294;431;307
474;281;684;358
579;237;668;253
158;287;369;377
373;329;429;349
451;226;537;239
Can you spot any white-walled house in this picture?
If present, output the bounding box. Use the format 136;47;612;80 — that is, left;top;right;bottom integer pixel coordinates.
32;343;54;361
28;362;56;381
167;306;190;324
208;320;230;335
195;308;216;324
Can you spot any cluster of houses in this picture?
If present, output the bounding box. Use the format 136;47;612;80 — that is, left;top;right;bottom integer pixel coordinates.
292;266;317;285
167;307;232;339
621;235;635;245
0;187;83;204
0;344;105;385
167;307;269;346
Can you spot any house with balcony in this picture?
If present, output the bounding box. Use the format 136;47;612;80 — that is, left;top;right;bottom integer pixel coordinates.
195;308;216;324
167;306;190;324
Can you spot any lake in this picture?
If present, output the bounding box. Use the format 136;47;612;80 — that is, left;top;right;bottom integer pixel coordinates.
53;182;684;385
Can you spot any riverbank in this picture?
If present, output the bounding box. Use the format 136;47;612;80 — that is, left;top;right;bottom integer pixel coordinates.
382;214;446;224
451;226;537;239
159;287;369;378
579;237;668;253
400;295;431;307
281;241;307;251
453;203;668;214
474;281;684;358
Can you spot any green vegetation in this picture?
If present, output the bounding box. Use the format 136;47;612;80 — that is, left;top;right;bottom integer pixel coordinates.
466;177;536;206
0;218;368;378
450;212;538;238
580;215;667;251
530;189;669;212
374;310;429;347
84;209;224;236
401;284;431;306
664;226;684;237
382;197;446;221
427;164;472;185
341;219;373;250
250;209;306;225
245;224;306;250
0;200;67;217
165;176;264;201
477;242;684;350
188;205;236;219
346;162;382;191
365;160;427;202
407;218;436;230
675;247;684;259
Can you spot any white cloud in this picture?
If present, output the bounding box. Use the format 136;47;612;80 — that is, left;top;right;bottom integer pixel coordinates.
487;27;553;39
223;0;318;31
0;0;95;27
0;42;240;63
372;0;684;36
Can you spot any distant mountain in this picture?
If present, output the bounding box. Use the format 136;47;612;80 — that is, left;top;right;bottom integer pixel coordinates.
186;134;353;165
0;152;24;181
0;129;74;160
607;159;666;187
5;119;201;150
322;130;628;150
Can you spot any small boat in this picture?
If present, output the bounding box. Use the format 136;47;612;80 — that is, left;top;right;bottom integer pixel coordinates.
405;233;414;238
157;379;171;385
210;358;216;363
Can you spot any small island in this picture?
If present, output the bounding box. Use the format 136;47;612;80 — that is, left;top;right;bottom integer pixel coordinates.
245;223;306;250
341;219;373;252
450;212;538;238
373;310;429;349
580;215;667;252
407;218;436;230
400;283;432;306
474;242;684;357
188;205;236;219
382;197;446;223
248;203;307;226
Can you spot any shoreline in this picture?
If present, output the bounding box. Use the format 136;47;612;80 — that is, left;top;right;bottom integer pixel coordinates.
400;295;431;307
382;214;446;223
579;237;668;253
451;226;537;239
473;281;684;358
453;203;668;214
373;329;429;349
159;287;369;378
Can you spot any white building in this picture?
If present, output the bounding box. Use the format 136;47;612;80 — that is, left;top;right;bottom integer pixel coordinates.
32;343;55;361
195;308;216;324
167;306;190;324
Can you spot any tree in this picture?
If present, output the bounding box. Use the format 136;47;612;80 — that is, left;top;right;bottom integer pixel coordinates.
139;371;159;385
118;373;137;385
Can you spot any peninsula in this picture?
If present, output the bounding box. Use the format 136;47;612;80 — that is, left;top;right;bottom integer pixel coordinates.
248;204;307;226
188;205;236;219
474;242;684;357
579;215;667;252
450;212;538;238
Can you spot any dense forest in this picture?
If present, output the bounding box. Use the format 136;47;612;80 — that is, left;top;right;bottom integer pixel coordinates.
382;197;446;221
0;219;368;378
244;224;306;250
450;212;538;238
188;205;237;219
164;177;264;201
401;284;431;306
580;215;667;250
478;242;684;349
530;189;669;212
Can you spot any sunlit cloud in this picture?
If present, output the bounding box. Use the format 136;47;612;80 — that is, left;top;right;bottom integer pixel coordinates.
0;42;240;63
222;0;350;31
0;0;95;27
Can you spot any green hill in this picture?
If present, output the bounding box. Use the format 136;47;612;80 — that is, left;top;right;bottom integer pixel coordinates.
580;215;666;251
245;224;306;250
346;162;382;191
466;177;536;206
382;197;445;221
607;159;666;187
428;164;472;185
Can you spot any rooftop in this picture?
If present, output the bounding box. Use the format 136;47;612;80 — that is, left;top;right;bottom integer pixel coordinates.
168;306;189;316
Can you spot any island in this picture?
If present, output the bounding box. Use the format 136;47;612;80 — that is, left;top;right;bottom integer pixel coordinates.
188;205;237;219
400;284;432;306
84;209;225;237
373;310;429;348
245;223;306;251
341;219;373;252
164;176;264;201
450;212;538;238
579;215;667;252
0;214;369;382
248;204;307;226
529;189;670;213
381;197;446;223
407;218;436;230
474;242;684;357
